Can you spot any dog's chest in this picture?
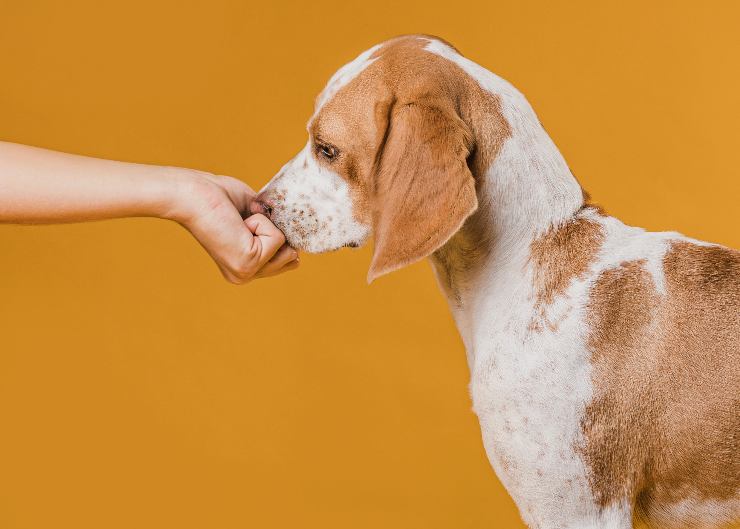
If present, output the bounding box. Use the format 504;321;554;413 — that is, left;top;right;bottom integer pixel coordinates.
452;276;599;524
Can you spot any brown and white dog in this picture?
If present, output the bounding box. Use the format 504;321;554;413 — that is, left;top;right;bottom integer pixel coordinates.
253;35;739;529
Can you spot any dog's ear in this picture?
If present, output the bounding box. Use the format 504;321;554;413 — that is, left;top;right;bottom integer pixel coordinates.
367;101;478;282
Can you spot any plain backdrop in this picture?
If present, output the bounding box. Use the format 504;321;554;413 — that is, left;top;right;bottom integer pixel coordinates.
1;2;738;528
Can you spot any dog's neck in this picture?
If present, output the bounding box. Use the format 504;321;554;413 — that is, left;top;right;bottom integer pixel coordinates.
431;62;585;310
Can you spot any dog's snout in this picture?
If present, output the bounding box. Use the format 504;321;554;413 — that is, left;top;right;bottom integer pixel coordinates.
261;201;274;217
250;194;274;218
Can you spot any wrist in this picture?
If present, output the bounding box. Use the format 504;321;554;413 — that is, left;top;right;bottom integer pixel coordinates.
156;167;215;226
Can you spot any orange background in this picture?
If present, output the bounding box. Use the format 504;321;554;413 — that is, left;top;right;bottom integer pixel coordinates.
1;2;738;528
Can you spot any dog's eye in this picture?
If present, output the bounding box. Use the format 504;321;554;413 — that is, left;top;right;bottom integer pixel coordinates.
316;143;338;161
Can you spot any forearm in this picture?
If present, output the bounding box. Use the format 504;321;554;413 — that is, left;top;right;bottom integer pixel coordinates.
0;141;298;282
0;141;182;224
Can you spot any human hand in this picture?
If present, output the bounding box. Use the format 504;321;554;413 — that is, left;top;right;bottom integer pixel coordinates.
165;169;299;284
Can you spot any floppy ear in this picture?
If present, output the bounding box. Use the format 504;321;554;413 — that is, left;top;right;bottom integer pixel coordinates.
367;102;478;282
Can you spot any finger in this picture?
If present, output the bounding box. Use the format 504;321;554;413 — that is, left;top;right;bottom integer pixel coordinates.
254;256;300;279
185;199;257;277
244;212;282;237
244;213;286;266
218;266;244;285
267;243;299;269
255;244;298;276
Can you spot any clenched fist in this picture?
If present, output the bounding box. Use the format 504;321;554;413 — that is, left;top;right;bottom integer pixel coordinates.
169;172;299;284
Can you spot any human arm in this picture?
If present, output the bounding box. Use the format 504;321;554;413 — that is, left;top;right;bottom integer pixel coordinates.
0;141;298;283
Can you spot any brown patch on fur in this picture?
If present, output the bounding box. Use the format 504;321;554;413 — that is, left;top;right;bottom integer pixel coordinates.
307;35;512;283
530;213;604;307
582;242;740;525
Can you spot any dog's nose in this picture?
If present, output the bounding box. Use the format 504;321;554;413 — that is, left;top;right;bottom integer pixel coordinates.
250;194;274;217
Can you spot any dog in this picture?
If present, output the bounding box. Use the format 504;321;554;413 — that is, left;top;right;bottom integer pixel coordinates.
252;35;739;529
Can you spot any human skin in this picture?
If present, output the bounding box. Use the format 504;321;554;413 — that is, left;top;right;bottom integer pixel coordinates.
0;141;298;283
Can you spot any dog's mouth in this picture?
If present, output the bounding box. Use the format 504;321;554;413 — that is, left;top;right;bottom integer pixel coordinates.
270;218;306;250
259;194;369;254
273;216;363;254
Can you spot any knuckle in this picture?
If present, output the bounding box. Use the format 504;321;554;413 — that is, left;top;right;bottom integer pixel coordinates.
230;265;253;280
232;268;254;283
230;257;258;279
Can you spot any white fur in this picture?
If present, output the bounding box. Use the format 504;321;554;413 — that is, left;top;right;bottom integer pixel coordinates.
261;143;370;253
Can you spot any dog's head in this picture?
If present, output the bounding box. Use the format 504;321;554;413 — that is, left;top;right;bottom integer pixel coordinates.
255;36;494;282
